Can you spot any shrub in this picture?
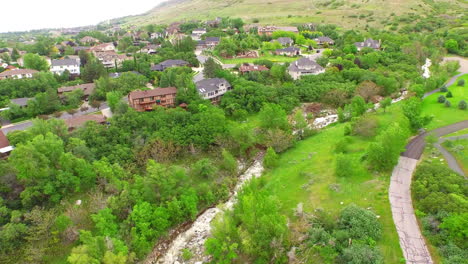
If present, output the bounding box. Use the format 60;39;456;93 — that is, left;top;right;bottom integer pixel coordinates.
335;154;356;177
457;79;465;86
445;100;451;108
338;204;382;241
438;95;446;103
335;137;352;153
446;91;453;98
458;100;467;110
352;115;379;138
264;147;279;169
341;244;383;264
440;85;448;92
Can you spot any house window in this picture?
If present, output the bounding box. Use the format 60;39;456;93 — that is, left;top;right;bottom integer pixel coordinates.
139;98;144;103
150;96;154;101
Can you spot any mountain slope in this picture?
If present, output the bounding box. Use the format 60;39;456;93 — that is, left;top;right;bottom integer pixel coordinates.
119;0;465;29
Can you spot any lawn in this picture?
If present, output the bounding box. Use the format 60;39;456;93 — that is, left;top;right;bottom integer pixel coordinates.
443;138;468;175
422;74;468;130
218;53;298;64
262;103;405;263
442;128;468;138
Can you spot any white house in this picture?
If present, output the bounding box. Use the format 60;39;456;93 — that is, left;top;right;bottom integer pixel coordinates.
50;58;80;75
0;69;38;80
196;78;232;103
288;57;325;80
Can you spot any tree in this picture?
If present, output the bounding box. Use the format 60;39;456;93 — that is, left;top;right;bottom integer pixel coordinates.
106;91;121;112
65;89;84;108
81;58;106;83
356;81;382;102
444;39;459;54
458;79;465;87
367;123;409;171
203;57;222;78
379;97;391;113
335;154;356;177
438;95;446;103
23;53;49;71
338;204;382;241
220;149;237;175
258;103;290;131
341;244;383;264
293;109;308;139
445;100;451;108
446;91;453;98
191;158;217;179
402;97;431;131
264;147;279;169
458;100;467;110
91;208;118;237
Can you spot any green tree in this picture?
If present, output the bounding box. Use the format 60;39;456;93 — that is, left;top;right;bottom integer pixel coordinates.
263;147;279;169
341;244;383;264
338;204;382;241
91;208;118;237
379;97;391;113
402;97;431;131
335;154;356;177
82;58;106;83
203;57;222;78
191;158;217;179
458;100;467;110
293;109;308;139
106;91;121;112
444;39;459;54
258;103;290;131
220;149;237;175
23;53;49;71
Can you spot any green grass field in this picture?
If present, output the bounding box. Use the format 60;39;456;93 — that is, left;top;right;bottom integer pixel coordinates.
262;103;406;263
443;138;468;175
442;128;468;138
218;53;298;64
422;74;468;130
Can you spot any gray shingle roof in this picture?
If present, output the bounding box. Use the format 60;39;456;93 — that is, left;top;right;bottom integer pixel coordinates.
354;38;380;49
196;78;230;94
288;57;324;73
277;46;300;53
51;58;79;67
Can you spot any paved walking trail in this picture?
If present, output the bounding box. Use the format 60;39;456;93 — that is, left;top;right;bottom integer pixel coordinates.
390;121;468;264
435;134;468;177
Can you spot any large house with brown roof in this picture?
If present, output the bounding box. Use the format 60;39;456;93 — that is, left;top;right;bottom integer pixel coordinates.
90;43;115;53
58;83;95;98
258;26;299;36
239;64;269;74
94;51;129;68
0;69;38;80
80;36;100;45
65;114;106;131
128;87;177;111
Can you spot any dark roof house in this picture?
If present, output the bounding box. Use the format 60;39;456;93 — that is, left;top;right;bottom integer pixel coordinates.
275;46;301;56
58;83;95;96
10;97;32;107
288;57;325;80
354;38;381;50
196;78;231;103
273;37;294;46
314;36;334;45
151;60;189;71
65;114;106;130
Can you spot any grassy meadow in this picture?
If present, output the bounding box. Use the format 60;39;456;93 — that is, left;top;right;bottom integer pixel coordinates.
422;74;468;130
262;103;406;263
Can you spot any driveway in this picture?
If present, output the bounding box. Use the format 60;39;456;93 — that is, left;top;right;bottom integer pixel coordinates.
391;120;468;264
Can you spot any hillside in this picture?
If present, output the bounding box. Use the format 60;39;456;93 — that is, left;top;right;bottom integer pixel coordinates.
119;0;466;29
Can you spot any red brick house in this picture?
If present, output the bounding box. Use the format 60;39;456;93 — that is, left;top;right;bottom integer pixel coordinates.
128;87;177;111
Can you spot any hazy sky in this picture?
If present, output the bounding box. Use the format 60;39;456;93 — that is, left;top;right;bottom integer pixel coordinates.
0;0;167;33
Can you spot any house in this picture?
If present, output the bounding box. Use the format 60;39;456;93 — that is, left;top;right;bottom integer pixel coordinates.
140;44;160;54
94;51;129;68
128;87;177;111
196;78;231;103
10;97;32;108
57;83;95;98
109;71;141;78
65;114;106;131
80;36;100;45
191;28;207;41
354;38;381;51
288;57;325;80
205;37;220;48
275;46;301;57
151;60;189;71
239;64;269;74
258;26;299;36
0;69;38;80
5;65;17;71
90;43;116;53
50;58;80;75
73;46;90;54
0;131;13;158
150;31;168;39
0;62;7;68
273;37;294;46
314;36;334;46
167;22;182;35
207;17;222;27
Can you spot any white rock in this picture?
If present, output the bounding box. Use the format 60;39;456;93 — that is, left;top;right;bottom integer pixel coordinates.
75;200;82;205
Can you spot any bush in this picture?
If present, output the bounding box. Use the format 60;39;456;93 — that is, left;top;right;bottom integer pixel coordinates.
440;86;448;92
458;100;467;110
341;244;383;264
264;147;279;169
338;204;382;241
335;137;351;153
457;79;465;86
446;91;453;98
445;100;451;108
351;115;379;138
335;154;356;177
438;95;446;103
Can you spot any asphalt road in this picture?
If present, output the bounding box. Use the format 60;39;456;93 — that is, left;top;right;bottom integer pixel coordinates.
401;120;468;159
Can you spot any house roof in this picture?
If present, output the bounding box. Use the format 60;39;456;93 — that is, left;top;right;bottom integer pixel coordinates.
274;37;294;45
193;28;206;32
51;58;79;67
129;87;177;100
205;37;220;42
80;36;99;42
196;78;230;93
90;43;115;52
288;57;324;73
354;38;380;49
239;64;269;72
58;83;95;96
10;97;32;107
0;69;38;78
0;131;10;149
276;46;300;53
315;36;334;43
65;114;106;129
151;59;189;71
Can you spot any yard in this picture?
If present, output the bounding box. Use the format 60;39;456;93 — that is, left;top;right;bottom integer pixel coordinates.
422;74;468;130
217;53;299;64
261;103;406;263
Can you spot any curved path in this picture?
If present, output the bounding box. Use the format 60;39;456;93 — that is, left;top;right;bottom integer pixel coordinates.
390;120;468;264
435;134;468;177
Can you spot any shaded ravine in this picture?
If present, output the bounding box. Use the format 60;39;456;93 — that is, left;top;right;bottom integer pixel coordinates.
435;134;468;177
390;121;468;264
144;157;264;264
